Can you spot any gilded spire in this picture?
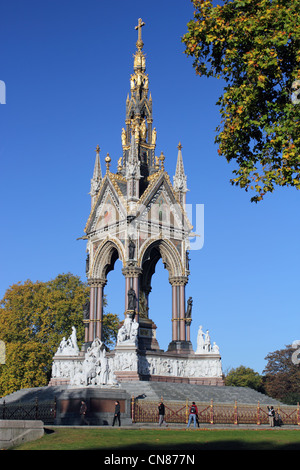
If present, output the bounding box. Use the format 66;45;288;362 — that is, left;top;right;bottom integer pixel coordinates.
122;18;156;181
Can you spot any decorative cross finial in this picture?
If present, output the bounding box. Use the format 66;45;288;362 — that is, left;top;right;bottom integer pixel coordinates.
95;144;100;154
135;18;145;49
105;153;111;172
177;142;182;151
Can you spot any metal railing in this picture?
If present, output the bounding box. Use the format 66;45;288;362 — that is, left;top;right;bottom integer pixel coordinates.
0;398;56;424
131;397;300;426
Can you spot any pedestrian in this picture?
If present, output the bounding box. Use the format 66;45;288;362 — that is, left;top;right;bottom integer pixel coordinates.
158;401;168;427
268;406;275;427
186;402;198;429
275;410;282;427
112;400;121;426
80;400;89;425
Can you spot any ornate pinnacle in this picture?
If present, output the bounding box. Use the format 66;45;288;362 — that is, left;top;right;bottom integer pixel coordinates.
159;151;165;170
95;144;100;154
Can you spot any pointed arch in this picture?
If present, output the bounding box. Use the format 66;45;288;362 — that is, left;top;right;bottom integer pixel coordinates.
138;238;189;349
139;238;184;282
91;238;125;280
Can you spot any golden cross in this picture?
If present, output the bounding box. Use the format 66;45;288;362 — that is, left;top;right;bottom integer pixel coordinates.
135;18;145;43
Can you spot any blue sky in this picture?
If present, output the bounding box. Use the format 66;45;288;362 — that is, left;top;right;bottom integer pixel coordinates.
1;0;299;375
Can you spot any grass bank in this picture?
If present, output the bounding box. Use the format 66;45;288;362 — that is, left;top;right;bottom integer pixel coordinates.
12;427;300;451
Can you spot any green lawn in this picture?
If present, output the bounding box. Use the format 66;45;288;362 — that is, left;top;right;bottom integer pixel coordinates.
11;427;300;451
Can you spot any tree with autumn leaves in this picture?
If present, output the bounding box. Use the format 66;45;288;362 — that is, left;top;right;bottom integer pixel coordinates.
0;273;119;397
183;0;300;202
263;345;300;404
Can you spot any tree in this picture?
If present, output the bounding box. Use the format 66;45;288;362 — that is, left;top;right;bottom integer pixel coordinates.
182;0;300;202
0;274;88;354
225;365;263;391
0;273;119;396
263;345;300;404
0;342;51;396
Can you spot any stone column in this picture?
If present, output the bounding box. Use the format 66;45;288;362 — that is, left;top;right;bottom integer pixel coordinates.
87;278;107;342
186;318;192;342
84;320;89;343
172;284;178;341
179;284;186;341
168;276;192;353
95;279;107;339
88;285;96;342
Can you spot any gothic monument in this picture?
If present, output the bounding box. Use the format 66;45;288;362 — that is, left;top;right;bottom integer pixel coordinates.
50;19;223;387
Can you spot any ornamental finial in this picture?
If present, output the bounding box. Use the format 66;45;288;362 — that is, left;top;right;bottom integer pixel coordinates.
105;153;111;172
135;18;145;50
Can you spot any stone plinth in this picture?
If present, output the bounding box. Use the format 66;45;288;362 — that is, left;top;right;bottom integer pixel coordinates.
55;387;132;426
0;420;44;449
49;324;224;388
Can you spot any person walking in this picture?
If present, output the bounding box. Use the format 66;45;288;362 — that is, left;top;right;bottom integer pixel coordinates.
158;401;168;427
186;402;198;429
112;400;121;426
79;400;89;425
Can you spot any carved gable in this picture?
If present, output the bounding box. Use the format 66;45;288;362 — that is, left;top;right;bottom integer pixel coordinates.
137;174;192;235
85;176;127;235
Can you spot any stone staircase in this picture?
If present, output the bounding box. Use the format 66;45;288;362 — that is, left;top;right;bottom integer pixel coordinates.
120;382;281;405
1;382;281;406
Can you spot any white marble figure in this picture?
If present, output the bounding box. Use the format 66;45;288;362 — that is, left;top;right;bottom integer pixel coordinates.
195;325;220;356
55;326;79;356
117;315;139;347
204;330;211;352
195;325;205;354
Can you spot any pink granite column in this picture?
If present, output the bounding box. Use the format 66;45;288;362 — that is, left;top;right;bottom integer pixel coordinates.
89;286;96;342
95;280;106;339
172;284;178;341
179;284;186;341
133;276;139;322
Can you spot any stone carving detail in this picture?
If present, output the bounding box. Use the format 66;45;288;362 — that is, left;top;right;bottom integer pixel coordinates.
138;355;222;378
113;351;138;372
52;335;117;387
51;322;223;385
71;338;117;386
55;326;79;357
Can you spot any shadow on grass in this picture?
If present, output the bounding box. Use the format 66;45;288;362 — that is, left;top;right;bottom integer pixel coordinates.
86;441;300;451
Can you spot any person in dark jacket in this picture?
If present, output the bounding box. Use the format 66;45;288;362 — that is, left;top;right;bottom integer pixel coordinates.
158;401;168;427
80;400;89;425
112;400;121;426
